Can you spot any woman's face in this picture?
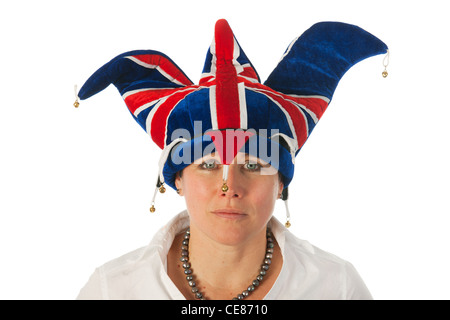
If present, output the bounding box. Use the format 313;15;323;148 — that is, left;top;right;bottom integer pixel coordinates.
175;152;284;246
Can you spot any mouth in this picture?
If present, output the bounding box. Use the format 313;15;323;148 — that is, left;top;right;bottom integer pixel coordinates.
211;208;247;220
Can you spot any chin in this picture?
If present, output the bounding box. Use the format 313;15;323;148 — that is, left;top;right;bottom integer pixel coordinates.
208;219;258;246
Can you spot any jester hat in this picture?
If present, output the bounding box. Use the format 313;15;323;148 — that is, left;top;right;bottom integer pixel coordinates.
77;19;388;194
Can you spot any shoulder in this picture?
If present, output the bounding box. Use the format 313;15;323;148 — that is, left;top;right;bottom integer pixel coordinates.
100;245;153;276
271;217;350;270
76;211;189;300
281;231;372;299
76;245;155;300
284;231;348;269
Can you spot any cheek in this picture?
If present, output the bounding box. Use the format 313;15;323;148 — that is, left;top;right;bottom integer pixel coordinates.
249;178;280;213
180;174;215;212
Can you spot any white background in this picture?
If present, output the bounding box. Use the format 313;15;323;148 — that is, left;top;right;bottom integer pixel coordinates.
1;0;449;300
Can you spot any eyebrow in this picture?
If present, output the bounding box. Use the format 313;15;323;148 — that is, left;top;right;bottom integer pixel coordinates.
197;152;271;167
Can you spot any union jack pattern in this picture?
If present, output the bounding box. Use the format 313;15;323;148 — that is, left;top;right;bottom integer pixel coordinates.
83;20;328;157
78;19;387;186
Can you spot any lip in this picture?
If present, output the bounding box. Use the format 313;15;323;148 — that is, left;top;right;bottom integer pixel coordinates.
211;208;247;220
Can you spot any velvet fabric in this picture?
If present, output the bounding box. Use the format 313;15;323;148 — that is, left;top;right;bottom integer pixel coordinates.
78;19;388;190
264;22;388;100
162;134;294;189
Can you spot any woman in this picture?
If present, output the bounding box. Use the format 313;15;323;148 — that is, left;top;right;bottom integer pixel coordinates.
75;19;388;300
168;152;284;300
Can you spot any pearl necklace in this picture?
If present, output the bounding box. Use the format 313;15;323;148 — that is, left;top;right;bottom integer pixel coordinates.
180;228;274;300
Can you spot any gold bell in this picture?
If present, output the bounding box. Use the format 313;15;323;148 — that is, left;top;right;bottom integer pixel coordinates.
285;220;291;228
149;205;156;213
74;85;80;108
221;183;229;192
159;185;166;193
382;50;389;78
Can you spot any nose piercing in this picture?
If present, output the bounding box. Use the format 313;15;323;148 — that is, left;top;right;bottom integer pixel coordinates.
221;183;229;192
221;165;229;192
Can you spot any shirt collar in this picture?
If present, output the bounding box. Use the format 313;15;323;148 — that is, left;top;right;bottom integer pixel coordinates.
143;210;289;300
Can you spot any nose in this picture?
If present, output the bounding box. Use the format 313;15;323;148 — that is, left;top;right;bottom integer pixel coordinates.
220;164;244;198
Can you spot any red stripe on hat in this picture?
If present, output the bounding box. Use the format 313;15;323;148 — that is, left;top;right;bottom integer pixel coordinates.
214;19;241;129
245;83;309;148
286;96;329;120
150;88;197;148
264;91;309;148
199;75;215;85
124;88;181;114
240;66;259;81
206;130;255;165
132;54;193;86
246;81;329;126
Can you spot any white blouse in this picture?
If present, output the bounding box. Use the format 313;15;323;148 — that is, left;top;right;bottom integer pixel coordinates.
77;210;372;300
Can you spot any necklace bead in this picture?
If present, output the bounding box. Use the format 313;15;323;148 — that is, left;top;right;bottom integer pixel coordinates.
180;227;273;300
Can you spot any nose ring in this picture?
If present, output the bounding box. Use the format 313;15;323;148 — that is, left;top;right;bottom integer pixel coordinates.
221;164;229;192
221;183;229;192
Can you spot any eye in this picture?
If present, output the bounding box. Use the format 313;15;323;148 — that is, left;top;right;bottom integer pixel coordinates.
244;161;261;171
201;159;219;170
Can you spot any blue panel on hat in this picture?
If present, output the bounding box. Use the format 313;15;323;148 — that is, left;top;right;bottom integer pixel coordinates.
77;19;388;192
264;22;388;100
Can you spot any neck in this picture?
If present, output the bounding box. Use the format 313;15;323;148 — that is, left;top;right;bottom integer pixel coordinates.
187;223;268;299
